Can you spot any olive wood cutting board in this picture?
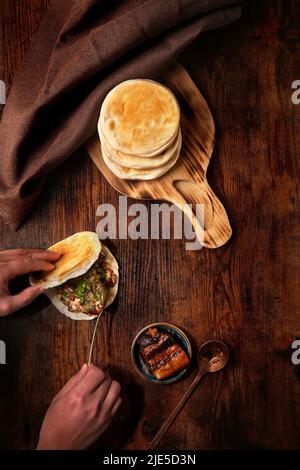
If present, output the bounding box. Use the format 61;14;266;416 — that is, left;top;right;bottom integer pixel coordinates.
86;62;232;248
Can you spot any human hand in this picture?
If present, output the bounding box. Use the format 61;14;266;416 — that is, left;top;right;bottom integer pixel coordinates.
0;248;60;317
37;364;122;450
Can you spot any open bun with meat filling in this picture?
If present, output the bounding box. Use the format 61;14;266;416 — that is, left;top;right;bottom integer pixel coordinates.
30;232;119;320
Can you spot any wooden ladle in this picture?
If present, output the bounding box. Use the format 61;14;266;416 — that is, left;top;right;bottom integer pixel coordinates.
148;340;230;450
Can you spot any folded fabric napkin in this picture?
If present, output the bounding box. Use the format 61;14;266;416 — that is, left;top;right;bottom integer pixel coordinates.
0;0;243;229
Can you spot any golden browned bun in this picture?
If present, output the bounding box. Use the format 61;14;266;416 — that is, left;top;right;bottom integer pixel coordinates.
99;126;180;170
45;244;119;321
99;79;180;156
30;232;101;289
101;129;181;180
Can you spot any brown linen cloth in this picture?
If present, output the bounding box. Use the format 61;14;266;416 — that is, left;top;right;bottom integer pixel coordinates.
0;0;243;229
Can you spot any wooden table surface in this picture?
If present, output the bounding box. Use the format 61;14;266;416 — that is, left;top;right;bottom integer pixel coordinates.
1;0;300;450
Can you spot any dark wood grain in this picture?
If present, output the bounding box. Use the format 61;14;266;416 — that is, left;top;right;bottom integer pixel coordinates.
1;0;300;450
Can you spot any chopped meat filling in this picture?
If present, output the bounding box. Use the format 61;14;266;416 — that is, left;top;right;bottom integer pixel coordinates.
58;254;117;316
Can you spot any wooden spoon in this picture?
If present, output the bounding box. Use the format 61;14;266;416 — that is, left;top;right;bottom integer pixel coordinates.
148;340;230;450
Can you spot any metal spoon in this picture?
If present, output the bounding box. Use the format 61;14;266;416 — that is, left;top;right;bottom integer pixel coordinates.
148;340;230;450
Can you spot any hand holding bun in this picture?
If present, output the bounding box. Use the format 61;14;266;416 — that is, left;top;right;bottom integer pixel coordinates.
30;232;119;320
0;248;60;316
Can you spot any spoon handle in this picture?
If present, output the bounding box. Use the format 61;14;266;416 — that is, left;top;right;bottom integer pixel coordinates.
147;368;207;450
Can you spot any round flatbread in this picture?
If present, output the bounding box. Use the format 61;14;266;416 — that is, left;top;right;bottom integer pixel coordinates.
30;232;101;289
45;245;119;321
101;128;181;180
101;128;181;170
98;119;179;159
99;79;180;156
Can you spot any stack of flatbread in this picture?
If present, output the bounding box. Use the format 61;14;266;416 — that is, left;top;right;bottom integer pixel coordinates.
98;79;181;180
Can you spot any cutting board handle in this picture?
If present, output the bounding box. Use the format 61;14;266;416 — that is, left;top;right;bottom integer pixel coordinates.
167;179;232;249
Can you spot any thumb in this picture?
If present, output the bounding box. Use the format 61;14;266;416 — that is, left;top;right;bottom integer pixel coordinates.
8;286;44;314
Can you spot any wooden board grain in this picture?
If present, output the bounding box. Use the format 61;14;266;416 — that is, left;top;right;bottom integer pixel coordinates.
87;63;232;249
1;0;300;451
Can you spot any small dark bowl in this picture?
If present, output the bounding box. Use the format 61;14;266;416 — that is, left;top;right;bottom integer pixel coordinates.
131;322;192;384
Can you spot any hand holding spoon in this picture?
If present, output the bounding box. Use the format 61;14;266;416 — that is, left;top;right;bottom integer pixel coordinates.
148;340;230;450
